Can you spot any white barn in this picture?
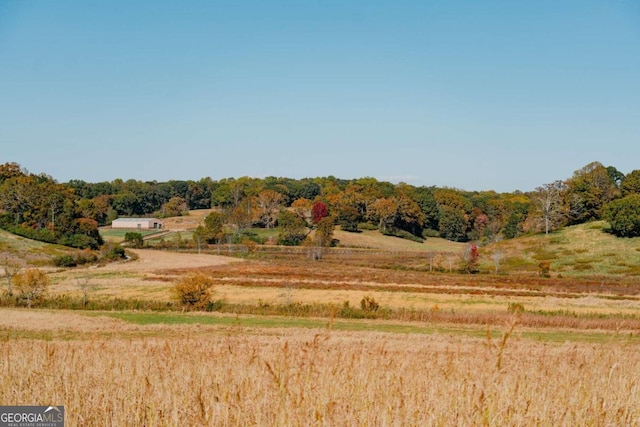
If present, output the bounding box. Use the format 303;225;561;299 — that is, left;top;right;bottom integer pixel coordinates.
111;218;163;230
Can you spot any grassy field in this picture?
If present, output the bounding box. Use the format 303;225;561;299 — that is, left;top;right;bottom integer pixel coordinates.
1;309;639;426
99;228;166;239
3;221;640;425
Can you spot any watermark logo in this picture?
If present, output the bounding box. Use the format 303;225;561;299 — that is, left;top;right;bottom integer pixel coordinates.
0;406;64;427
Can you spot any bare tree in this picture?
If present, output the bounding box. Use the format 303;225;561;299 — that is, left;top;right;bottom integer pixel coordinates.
427;252;436;272
492;250;504;274
2;256;20;297
533;181;566;235
76;275;93;309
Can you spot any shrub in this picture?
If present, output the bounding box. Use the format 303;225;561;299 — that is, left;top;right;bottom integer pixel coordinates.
538;260;551;278
54;255;77;267
102;243;126;261
507;302;525;314
12;268;49;307
338;301;365;319
241;238;258;253
75;249;98;265
357;222;378;231
58;233;100;249
360;295;380;312
422;229;440;238
124;232;144;248
173;272;216;310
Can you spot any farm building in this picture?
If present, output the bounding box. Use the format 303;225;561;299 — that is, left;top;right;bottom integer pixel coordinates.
111;218;163;230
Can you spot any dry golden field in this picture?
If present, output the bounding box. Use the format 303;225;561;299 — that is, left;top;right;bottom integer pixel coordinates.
1;309;639;426
46;248;640;322
4;223;640;426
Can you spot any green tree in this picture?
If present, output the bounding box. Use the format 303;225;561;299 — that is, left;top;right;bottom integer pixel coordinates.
565;162;620;224
603;195;640;237
394;194;425;236
204;211;226;244
124;232;144;248
621;170;640;196
413;186;439;231
438;205;468;241
314;216;335;247
277;210;307;245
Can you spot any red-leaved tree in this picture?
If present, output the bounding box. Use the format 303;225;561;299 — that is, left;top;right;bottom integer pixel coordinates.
311;201;329;225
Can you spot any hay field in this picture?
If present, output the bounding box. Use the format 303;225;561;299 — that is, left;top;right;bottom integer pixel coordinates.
1;309;639;426
45;248;640;319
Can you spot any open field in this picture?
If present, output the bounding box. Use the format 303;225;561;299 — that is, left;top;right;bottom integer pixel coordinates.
1;308;639;426
3;222;640;425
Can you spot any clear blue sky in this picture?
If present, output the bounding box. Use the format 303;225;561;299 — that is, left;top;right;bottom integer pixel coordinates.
1;1;639;192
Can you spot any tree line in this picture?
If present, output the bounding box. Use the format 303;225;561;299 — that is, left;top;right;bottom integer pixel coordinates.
1;160;640;250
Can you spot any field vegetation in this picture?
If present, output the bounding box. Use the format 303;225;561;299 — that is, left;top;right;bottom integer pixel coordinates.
3;204;640;424
1;309;639;426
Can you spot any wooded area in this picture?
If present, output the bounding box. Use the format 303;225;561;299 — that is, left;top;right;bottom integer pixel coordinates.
1;160;639;249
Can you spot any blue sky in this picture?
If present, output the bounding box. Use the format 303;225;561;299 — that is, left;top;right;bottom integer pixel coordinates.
1;1;639;192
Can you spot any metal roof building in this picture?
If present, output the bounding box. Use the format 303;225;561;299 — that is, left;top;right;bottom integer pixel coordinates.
111;218;163;230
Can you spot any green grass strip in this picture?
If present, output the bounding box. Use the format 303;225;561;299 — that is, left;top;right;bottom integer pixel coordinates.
87;311;639;343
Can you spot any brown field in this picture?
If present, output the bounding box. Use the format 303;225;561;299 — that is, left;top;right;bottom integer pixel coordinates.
4;223;640;425
47;248;640;322
1;309;639;426
160;208;217;231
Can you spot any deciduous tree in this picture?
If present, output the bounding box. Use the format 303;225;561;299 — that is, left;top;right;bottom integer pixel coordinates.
565;162;620;223
603;194;640;237
12;268;49;308
256;190;284;228
621;170;640;196
311;201;329;225
277;210;307;246
371;198;398;232
532;181;567;235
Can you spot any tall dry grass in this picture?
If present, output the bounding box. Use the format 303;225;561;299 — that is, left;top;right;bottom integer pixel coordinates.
1;326;639;426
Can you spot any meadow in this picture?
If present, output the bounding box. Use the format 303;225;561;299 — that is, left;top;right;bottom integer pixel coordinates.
2;222;640;425
1;309;639;426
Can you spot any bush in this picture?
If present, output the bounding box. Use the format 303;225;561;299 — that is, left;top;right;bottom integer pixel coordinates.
75;249;98;265
358;222;378;231
507;302;525;314
338;301;365;319
12;268;49;307
53;255;77;267
538;260;551;278
53;250;99;268
360;295;380;312
422;229;440;238
102;243;126;261
58;233;100;249
173;272;216;310
124;232;144;248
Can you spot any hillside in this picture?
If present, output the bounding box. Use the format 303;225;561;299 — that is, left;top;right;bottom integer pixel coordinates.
6;217;640;279
0;228;73;267
482;221;640;277
333;228;465;252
